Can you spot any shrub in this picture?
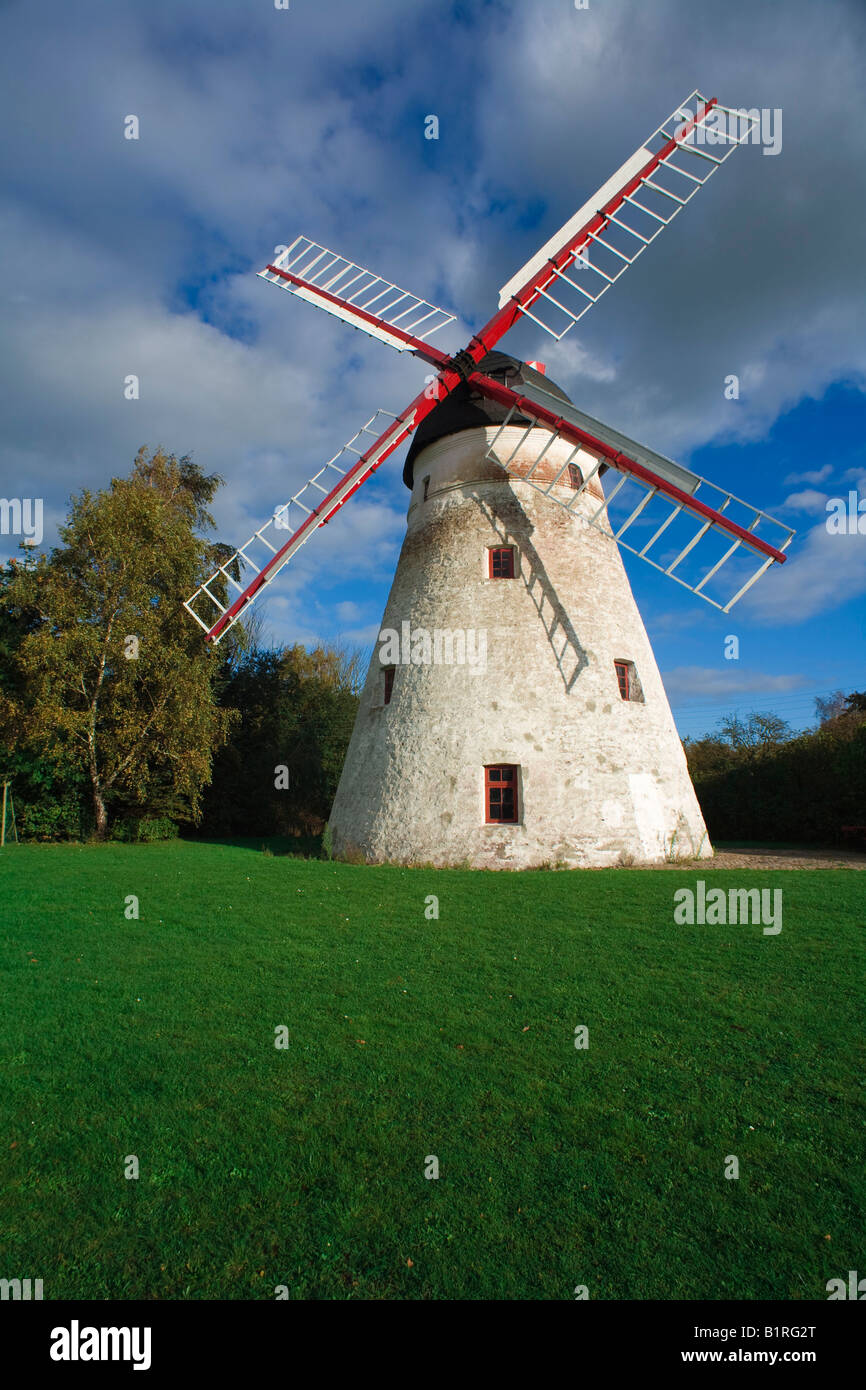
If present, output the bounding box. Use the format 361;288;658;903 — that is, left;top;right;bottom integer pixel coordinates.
16;796;85;842
135;816;178;842
689;715;866;845
111;816;178;843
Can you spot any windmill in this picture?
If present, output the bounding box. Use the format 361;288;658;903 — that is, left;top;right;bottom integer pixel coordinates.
185;91;794;867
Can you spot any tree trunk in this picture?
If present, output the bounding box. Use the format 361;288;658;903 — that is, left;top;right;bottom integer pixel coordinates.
88;728;108;839
91;774;108;840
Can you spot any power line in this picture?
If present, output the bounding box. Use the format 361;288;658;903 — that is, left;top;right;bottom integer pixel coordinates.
668;686;859;738
669;686;848;715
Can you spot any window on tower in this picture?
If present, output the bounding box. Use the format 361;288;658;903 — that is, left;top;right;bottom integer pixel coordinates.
423;476;430;501
489;546;515;579
485;765;519;823
614;659;644;703
567;463;583;489
383;667;395;705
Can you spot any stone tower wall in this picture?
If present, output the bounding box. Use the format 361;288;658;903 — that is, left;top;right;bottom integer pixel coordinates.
327;425;712;868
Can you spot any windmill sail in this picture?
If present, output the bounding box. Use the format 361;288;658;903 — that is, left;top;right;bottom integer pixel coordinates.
495;91;760;341
476;373;794;613
184;408;415;643
259;237;455;361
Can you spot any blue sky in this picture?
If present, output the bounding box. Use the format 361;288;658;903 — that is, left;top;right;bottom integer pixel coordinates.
1;0;864;739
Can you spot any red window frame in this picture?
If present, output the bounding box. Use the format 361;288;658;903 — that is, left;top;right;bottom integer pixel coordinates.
383;667;395;705
485;765;518;823
489;546;515;579
614;660;631;701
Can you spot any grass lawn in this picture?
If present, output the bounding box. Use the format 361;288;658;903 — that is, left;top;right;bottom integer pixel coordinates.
0;838;863;1300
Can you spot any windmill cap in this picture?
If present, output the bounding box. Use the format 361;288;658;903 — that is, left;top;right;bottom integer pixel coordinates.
403;351;572;488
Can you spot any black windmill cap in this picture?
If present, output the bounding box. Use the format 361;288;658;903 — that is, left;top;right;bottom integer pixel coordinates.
402;351;573;489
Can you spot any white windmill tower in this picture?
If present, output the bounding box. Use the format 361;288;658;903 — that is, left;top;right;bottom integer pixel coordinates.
185;91;794;868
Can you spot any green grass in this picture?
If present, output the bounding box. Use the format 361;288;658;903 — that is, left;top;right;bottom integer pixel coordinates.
0;839;863;1300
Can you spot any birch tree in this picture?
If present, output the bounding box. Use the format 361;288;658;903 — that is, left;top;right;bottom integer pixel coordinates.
3;449;235;837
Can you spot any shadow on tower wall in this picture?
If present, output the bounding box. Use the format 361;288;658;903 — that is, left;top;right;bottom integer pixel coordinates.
469;484;588;694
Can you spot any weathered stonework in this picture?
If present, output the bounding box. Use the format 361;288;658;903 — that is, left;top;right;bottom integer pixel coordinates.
328;425;712;868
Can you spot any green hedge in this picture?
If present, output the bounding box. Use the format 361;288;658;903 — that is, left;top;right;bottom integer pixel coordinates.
109;815;178;843
692;719;866;845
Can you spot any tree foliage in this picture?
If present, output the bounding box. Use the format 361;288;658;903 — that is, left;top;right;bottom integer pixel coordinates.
685;696;866;844
715;711;794;751
199;642;361;838
0;448;235;837
815;689;849;725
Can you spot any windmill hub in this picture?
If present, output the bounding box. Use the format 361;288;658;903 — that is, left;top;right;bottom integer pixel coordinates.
403;352;570;489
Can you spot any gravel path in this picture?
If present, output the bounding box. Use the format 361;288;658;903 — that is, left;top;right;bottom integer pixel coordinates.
647;846;866;871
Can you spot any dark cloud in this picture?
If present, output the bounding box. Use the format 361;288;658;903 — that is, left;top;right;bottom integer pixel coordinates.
1;0;864;647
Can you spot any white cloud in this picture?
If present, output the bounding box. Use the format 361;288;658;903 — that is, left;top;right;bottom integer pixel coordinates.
334;600;364;623
532;335;617;386
662;666;808;704
742;519;866;624
781;489;830;515
784;464;833;485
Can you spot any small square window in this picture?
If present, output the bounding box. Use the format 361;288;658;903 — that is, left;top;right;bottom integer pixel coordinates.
383;667;395;705
485;765;518;823
614;660;643;702
489;546;515;579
